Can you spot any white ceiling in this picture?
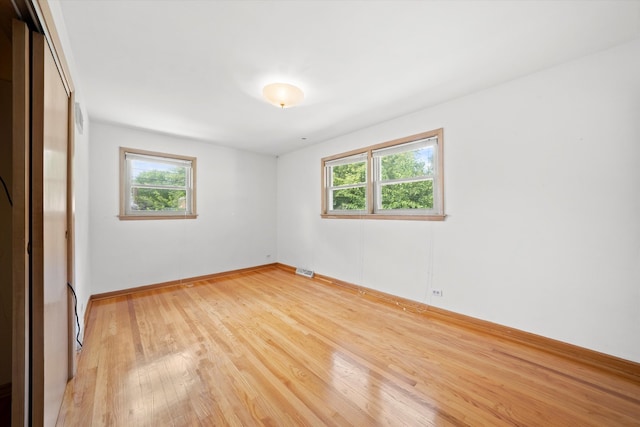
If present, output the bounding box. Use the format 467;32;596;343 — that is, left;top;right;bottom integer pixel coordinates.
56;0;640;155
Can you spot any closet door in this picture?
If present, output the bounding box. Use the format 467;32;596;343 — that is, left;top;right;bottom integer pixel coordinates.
31;31;69;427
12;18;30;427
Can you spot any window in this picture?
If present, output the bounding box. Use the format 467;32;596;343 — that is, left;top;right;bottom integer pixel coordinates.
325;153;368;213
321;129;444;220
119;147;197;220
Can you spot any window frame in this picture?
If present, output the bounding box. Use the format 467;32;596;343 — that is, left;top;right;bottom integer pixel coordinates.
324;152;369;215
321;129;445;221
119;147;197;220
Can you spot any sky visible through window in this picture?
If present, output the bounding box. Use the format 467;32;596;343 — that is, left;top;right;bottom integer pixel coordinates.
130;159;176;179
415;147;434;173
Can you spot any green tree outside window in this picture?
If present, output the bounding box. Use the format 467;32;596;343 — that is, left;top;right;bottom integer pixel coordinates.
131;167;187;212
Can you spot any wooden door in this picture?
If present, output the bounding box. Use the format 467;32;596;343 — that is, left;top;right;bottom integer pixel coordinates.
31;32;70;427
12;18;30;427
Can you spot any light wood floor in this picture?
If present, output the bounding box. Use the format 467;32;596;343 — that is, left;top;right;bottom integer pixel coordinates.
57;267;640;426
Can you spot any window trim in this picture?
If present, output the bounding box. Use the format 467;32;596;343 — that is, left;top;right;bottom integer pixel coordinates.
321;129;445;221
119;147;198;220
324;152;369;215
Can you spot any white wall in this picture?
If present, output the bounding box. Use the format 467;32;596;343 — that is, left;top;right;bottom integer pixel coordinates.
73;114;90;339
89;122;277;294
277;39;640;362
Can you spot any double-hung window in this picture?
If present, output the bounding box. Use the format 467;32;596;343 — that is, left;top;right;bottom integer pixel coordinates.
322;129;444;220
373;137;438;213
119;147;197;220
325;153;368;214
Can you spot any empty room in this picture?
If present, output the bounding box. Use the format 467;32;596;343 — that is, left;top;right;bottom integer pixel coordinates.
2;0;639;425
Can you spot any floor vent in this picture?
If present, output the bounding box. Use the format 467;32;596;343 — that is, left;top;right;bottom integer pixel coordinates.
295;268;315;278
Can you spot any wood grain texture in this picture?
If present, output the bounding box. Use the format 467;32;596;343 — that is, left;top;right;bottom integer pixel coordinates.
0;28;13;392
33;0;74;93
57;267;640;426
90;263;277;301
11;18;29;427
30;32;46;426
293;264;640;383
32;30;70;427
42;36;70;426
67;90;77;379
0;382;10;426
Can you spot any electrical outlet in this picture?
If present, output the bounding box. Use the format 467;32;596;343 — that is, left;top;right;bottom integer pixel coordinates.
432;289;443;297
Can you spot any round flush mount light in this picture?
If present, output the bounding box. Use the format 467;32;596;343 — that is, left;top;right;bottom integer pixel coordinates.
263;82;304;109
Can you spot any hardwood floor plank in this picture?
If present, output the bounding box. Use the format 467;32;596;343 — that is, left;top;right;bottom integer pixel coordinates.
57;267;640;426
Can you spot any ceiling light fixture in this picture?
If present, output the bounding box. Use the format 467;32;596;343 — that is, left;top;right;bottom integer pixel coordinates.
263;82;304;109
